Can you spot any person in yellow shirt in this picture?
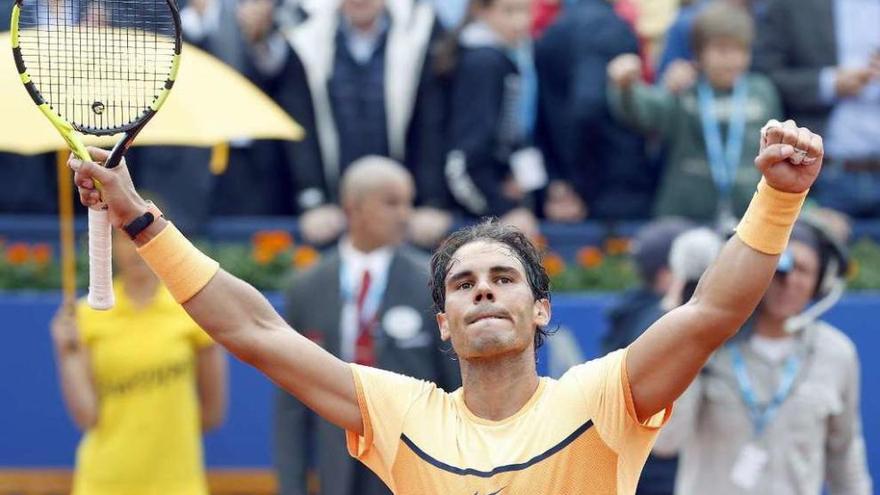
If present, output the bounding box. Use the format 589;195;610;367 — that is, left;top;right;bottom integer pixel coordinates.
66;119;823;494
50;232;228;495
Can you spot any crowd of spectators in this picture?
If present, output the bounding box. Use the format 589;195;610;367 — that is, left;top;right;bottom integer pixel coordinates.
2;0;878;248
2;2;875;494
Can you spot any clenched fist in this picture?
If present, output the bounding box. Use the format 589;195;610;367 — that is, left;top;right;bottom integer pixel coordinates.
607;53;643;90
755;119;823;194
69;147;149;230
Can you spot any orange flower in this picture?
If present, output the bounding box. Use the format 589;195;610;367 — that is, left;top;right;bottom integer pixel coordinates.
252;230;293;258
848;259;859;280
577;246;604;268
6;243;30;265
31;243;53;266
543;253;565;277
604;237;631;256
293;246;320;269
252;245;276;265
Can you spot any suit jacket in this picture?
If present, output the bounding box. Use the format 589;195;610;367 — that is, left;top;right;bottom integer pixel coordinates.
274;245;461;495
753;0;837;135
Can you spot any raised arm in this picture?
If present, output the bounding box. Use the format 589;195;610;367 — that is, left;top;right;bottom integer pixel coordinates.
606;53;678;137
69;147;362;434
626;120;823;421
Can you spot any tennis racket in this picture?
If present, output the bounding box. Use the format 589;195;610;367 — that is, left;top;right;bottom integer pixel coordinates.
11;0;181;310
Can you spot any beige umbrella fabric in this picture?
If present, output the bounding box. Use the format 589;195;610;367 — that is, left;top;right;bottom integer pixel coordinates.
1;31;303;154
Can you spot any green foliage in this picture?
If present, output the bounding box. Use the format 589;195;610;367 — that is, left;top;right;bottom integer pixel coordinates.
848;238;880;290
549;254;638;292
4;235;880;293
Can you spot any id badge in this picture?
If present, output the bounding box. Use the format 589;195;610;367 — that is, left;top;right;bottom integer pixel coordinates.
730;443;769;490
510;147;548;192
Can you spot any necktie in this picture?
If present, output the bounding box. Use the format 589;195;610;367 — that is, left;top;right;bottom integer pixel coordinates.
354;269;376;366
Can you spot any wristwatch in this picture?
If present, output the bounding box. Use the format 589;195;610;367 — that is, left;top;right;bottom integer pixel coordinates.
122;201;164;240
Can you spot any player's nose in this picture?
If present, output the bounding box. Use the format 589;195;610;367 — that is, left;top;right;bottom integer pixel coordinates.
472;278;495;303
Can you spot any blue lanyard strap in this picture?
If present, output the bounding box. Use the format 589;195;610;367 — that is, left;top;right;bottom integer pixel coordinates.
730;345;801;436
698;77;749;198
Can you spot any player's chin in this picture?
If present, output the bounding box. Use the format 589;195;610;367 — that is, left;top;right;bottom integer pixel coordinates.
462;323;524;355
466;317;516;335
462;340;518;360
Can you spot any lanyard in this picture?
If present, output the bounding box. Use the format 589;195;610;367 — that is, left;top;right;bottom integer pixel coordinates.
698;77;749;201
509;42;538;140
730;345;801;436
340;261;388;322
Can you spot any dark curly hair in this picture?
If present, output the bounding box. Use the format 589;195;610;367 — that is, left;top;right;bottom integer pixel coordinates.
429;220;554;350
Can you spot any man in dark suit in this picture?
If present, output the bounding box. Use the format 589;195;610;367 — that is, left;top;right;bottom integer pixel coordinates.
754;0;880;216
274;156;460;495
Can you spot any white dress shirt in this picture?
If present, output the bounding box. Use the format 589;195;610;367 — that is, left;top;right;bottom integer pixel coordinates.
338;238;394;361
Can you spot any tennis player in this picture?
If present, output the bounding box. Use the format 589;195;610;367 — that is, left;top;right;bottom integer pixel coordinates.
69;119;822;494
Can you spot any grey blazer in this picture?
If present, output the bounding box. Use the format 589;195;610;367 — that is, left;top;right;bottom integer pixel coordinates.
273;245;461;495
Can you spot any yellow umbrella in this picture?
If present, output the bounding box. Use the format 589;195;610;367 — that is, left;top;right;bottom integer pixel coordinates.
1;31;304;303
0;31;303;152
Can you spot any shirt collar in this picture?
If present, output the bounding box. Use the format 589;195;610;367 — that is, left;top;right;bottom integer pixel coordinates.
339;237;395;278
339;11;390;45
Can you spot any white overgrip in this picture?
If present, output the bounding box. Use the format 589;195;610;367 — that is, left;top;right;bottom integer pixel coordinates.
87;208;114;310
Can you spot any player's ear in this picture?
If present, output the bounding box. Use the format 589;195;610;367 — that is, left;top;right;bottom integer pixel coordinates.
436;312;451;341
533;298;550;327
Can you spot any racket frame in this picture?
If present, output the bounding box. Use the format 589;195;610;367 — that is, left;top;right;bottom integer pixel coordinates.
10;0;182;309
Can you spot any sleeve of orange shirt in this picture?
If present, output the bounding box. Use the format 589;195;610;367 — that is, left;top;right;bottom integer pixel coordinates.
345;364;437;487
566;349;672;483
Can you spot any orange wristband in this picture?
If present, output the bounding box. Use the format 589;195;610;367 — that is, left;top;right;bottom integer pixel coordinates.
136;223;220;303
736;179;808;255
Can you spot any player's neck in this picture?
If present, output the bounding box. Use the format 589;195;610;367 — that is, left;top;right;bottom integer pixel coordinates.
459;351;540;422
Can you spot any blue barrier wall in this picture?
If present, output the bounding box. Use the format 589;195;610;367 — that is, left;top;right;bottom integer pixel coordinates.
1;292;877;486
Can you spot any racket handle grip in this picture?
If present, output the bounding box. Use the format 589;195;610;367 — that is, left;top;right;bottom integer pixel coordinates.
87;208;115;310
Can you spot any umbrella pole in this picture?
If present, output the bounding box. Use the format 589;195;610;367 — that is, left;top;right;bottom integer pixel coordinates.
210;142;230;175
56;150;76;307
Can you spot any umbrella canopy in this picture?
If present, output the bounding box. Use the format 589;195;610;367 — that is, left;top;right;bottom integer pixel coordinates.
1;31;303;154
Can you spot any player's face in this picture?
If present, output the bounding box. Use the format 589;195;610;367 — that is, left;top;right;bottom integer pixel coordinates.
762;241;820;320
477;0;532;46
341;0;385;29
436;241;550;359
698;37;751;91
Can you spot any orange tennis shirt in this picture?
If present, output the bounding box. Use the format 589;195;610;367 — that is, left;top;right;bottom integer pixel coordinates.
346;349;671;494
